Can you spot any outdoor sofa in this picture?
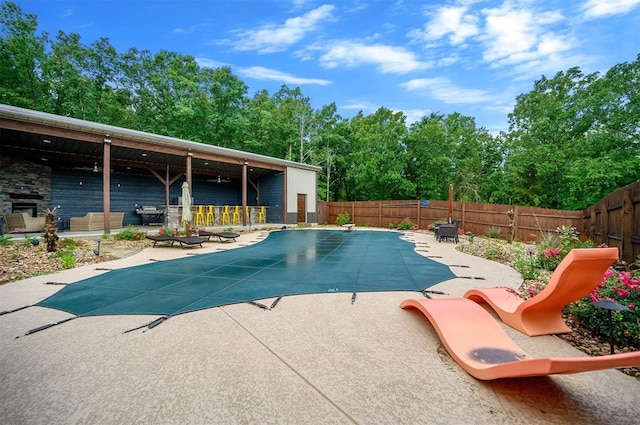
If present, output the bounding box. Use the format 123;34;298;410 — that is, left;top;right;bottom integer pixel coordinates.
69;212;124;232
2;212;46;233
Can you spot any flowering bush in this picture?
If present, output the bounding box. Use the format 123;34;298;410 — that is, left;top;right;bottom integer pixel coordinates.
158;227;174;237
536;226;593;271
568;257;640;347
397;218;416;230
114;225;145;241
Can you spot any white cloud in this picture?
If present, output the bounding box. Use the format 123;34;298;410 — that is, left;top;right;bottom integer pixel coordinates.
480;4;567;64
233;4;335;53
238;66;331;85
581;0;640;19
401;77;493;104
320;41;428;74
415;6;479;45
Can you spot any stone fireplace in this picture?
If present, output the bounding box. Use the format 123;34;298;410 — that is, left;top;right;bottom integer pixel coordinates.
12;202;38;217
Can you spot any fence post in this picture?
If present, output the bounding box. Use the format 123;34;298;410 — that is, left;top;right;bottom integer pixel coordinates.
602;199;609;248
622;188;632;263
351;202;355;223
379;201;382;227
514;205;519;241
461;202;466;232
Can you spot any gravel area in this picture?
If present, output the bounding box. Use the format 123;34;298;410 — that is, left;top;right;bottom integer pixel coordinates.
0;236;152;285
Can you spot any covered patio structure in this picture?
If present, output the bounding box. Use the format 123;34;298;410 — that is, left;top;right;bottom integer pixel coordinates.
0;104;320;233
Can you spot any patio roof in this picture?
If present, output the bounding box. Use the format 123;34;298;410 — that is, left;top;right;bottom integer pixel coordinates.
0;103;320;180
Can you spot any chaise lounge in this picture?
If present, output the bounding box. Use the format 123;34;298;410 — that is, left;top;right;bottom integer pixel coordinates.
400;297;640;380
463;247;619;336
146;234;206;248
197;231;240;242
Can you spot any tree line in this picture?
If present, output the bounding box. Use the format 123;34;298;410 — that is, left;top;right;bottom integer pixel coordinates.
1;1;638;210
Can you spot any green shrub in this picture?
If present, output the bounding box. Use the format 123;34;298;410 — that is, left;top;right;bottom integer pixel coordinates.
114;225;145;241
0;235;14;246
568;256;639;347
397;218;416;230
388;222;395;229
512;248;541;281
336;212;351;226
487;226;501;238
56;245;77;269
484;239;504;261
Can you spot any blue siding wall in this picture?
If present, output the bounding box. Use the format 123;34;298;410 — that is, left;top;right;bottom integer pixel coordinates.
260;173;284;222
52;169;262;225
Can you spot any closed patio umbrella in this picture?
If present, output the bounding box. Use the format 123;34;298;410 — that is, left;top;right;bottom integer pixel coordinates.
181;182;192;224
448;184;453;223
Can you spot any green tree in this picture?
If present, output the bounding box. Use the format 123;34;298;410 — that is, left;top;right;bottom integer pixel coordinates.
307;103;349;201
405;112;453;200
0;1;47;108
564;55;640;209
346;107;414;200
505;67;597;208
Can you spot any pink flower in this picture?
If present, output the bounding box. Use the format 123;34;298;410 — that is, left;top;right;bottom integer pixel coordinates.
629;303;635;310
543;246;561;257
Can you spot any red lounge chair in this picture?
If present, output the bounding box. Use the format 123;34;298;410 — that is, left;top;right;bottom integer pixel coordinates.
400;297;640;380
463;247;619;336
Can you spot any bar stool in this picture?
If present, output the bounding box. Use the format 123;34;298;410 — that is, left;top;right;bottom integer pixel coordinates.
231;206;241;224
258;206;266;223
205;205;214;225
194;205;205;226
221;205;230;225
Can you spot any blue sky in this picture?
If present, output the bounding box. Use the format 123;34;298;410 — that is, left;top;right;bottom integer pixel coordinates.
15;0;640;133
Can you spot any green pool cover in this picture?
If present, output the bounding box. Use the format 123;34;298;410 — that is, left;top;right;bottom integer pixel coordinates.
37;230;455;318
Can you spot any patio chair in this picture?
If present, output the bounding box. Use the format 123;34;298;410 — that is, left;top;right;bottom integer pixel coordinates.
221;206;230;225
463;247;619;336
436;223;458;243
400;297;640;380
194;205;205;226
205;205;214;225
231;206;241;224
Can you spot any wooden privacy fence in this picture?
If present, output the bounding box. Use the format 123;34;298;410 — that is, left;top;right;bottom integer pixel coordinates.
317;180;639;265
582;180;639;265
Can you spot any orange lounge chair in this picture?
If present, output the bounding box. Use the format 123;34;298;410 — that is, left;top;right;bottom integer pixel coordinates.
400;297;640;380
463;247;619;336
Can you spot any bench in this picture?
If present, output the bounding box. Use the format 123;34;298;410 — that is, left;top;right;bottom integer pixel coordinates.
2;213;46;233
69;212;125;232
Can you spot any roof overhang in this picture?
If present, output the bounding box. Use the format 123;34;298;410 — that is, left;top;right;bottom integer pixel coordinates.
0;104;320;179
